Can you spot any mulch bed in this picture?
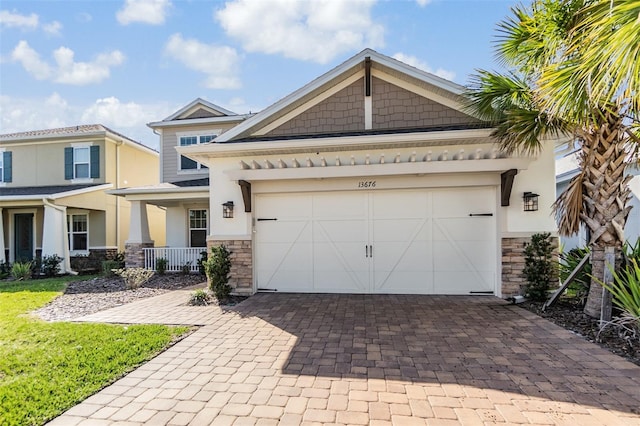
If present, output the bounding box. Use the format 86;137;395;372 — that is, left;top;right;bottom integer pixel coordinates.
520;297;640;367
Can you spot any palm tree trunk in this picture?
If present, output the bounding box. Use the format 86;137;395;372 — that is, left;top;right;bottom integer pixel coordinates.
579;110;631;317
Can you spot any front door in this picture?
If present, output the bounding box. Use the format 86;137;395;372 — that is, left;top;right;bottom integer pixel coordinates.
14;213;34;262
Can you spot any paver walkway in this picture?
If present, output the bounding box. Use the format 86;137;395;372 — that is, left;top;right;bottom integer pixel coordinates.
50;292;640;425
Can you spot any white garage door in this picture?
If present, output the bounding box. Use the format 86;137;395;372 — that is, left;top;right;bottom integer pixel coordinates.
255;187;496;294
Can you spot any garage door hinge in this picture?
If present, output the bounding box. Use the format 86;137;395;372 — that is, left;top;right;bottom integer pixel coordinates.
469;213;493;217
257;218;278;221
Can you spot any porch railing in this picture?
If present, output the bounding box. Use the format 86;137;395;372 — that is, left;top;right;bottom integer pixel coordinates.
143;247;205;273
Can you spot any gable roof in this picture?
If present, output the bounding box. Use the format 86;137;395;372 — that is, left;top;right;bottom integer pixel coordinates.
215;49;470;143
0;124;157;155
162;98;237;121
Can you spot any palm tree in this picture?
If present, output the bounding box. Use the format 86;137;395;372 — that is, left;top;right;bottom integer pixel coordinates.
465;0;640;317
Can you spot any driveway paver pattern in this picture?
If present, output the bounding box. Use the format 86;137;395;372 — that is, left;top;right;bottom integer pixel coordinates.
49;292;640;425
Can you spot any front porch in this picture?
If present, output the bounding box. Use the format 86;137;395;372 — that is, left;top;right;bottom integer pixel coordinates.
142;247;204;273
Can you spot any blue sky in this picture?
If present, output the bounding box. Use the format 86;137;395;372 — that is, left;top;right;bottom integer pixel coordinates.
0;0;517;149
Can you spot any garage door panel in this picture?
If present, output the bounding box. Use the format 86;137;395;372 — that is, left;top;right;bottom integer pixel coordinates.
256;187;497;295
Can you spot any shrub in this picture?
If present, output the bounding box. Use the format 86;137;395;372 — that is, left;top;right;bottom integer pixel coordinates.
41;254;63;277
558;246;591;303
11;262;32;281
204;245;232;300
197;251;207;276
155;257;168;275
102;260;121;277
114;268;155;290
523;232;556;302
188;288;211;306
181;261;192;275
0;261;11;279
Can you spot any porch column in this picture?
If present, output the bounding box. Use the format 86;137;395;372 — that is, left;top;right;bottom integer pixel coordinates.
125;200;154;268
42;200;72;274
0;208;5;263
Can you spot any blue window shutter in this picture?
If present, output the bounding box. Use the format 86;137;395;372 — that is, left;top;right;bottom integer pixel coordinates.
90;146;100;178
3;151;11;182
64;147;73;180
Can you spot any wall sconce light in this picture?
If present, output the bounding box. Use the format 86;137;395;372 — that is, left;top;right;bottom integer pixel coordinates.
523;192;539;212
222;201;234;218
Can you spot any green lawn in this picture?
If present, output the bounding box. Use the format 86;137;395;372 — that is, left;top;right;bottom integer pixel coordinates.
0;276;189;426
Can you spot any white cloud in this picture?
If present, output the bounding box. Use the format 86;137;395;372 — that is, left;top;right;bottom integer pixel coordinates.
164;33;241;89
117;0;171;25
76;12;93;23
392;52;456;81
11;41;125;85
42;20;62;36
0;10;38;30
416;0;432;6
0;10;61;35
216;0;384;64
0;94;171;149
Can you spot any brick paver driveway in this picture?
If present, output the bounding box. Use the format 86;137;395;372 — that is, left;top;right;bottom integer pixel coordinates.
50;292;640;425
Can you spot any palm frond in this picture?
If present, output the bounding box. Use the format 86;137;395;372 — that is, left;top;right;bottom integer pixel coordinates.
553;165;586;236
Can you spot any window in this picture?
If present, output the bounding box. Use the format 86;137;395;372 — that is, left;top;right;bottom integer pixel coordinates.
189;209;207;247
179;134;216;171
74;147;90;178
65;146;99;180
0;151;11;183
67;214;88;252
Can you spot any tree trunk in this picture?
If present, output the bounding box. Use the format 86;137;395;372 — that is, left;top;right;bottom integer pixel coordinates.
584;246;621;318
579;110;631;317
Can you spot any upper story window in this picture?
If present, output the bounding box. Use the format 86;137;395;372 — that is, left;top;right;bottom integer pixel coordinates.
0;151;11;183
179;134;216;171
65;145;100;180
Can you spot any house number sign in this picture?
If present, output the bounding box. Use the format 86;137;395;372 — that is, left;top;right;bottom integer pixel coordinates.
357;180;377;188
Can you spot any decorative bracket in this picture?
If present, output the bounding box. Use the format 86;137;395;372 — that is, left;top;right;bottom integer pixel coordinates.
500;169;518;206
238;180;251;212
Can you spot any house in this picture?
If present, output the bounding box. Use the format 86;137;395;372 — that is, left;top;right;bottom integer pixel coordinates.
0;125;165;273
109;99;251;271
556;151;640;252
129;49;558;297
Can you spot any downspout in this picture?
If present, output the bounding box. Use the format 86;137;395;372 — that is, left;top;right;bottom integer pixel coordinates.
116;139;123;250
42;198;77;275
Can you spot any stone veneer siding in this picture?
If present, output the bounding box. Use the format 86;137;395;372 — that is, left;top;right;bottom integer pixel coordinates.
125;242;154;268
501;236;558;297
207;239;253;296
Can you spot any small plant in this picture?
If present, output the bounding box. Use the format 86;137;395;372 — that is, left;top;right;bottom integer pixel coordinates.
102;260;121;277
114;267;155;290
0;261;11;279
41;254;63;277
188;288;211;306
197;250;208;276
11;261;33;281
597;260;640;341
523;232;556;302
155;257;168;275
181;261;192;275
558;246;591;304
112;251;126;267
203;245;232;300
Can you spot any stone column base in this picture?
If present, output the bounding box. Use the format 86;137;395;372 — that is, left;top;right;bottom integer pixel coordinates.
207;239;253;295
125;242;154;268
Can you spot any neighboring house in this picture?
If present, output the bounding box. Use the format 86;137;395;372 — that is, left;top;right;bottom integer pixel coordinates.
128;49;558;297
556;152;640;252
0;125;165;273
109;99;251;271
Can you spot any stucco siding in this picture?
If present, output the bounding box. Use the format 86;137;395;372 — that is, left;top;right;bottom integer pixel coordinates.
372;77;477;130
267;79;365;137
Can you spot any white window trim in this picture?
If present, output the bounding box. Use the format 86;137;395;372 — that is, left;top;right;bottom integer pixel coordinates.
67;211;89;256
70;142;94;183
188;208;208;248
176;130;220;173
0;147;5;186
